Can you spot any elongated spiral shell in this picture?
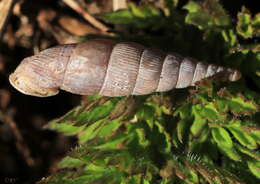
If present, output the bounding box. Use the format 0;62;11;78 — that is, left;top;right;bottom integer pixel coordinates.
9;39;241;97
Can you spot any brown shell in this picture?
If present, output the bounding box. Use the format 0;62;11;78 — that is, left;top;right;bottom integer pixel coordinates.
9;39;241;97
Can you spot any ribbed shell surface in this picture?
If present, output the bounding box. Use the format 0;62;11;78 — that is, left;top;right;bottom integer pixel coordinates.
61;39;115;95
97;41;235;96
132;48;165;95
9;39;241;97
99;42;145;96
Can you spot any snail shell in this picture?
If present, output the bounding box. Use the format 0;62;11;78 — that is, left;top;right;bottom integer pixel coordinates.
9;39;241;97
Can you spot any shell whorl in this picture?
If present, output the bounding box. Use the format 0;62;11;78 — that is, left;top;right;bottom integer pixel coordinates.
9;39;241;97
60;39;116;95
99;42;145;96
98;41;240;96
9;43;75;97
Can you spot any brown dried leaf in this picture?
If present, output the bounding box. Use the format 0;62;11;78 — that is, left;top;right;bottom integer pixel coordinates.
0;54;5;73
0;89;11;109
0;0;15;39
58;16;99;36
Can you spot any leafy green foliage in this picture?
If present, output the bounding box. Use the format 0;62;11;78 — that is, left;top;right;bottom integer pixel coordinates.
38;0;259;183
103;3;161;29
183;0;231;30
236;7;260;38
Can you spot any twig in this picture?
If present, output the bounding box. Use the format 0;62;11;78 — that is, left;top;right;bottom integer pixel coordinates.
62;0;110;33
0;110;35;167
0;0;16;40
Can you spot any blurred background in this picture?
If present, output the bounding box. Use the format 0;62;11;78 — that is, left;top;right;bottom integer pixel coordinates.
0;0;258;183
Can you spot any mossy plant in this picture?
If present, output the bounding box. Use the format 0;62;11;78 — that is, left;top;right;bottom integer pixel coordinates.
38;1;260;183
